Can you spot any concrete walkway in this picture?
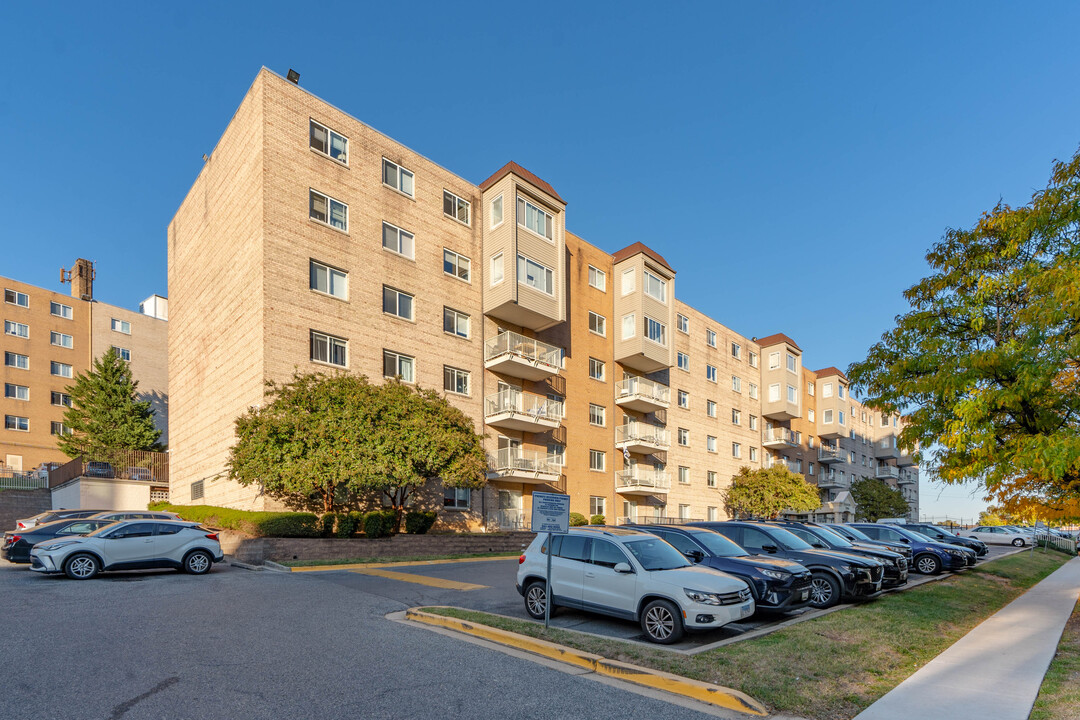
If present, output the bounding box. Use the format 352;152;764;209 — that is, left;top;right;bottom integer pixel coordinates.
854;555;1080;720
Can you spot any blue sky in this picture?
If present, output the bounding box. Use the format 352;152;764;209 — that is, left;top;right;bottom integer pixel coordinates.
2;2;1077;520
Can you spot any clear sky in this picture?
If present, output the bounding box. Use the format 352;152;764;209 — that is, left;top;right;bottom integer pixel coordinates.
2;2;1077;520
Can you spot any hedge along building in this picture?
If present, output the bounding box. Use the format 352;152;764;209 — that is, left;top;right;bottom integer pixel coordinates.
168;68;919;529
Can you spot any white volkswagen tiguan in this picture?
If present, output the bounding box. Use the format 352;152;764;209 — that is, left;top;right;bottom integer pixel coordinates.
516;526;754;643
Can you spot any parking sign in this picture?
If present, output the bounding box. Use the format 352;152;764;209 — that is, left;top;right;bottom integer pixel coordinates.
532;492;570;534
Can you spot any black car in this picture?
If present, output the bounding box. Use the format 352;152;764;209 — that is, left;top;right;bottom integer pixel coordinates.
690;521;885;609
766;521;908;588
2;518;114;563
898;523;987;558
628;525;814;613
823;523;914;562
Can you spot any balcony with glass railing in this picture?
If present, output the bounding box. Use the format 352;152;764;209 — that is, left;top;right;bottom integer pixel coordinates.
817;472;845;489
484;389;563;432
615;422;670;455
615;468;670;496
898;471;917;485
817;446;843;464
614;376;670;413
762;427;799;449
484;331;562;381
487;447;563;486
875;465;900;480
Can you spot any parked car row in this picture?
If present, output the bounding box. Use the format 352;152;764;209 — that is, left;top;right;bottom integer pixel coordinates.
517;519;988;644
3;509;223;579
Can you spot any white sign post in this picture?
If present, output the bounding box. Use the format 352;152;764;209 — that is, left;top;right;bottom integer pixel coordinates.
532;491;570;629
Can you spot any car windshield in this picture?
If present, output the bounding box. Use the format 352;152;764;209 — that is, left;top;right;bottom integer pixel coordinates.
899;528;933;542
691;531;748;558
811;526;853;548
837;524;873;542
622;537;692;571
768;526;813;551
929;525;957;538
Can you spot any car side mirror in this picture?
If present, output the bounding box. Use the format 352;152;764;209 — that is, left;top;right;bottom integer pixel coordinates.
812;542;826;549
899;538;910;543
686;550;705;563
762;544;779;553
613;563;633;574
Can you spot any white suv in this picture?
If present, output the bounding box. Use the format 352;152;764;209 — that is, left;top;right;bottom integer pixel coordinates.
516;527;754;644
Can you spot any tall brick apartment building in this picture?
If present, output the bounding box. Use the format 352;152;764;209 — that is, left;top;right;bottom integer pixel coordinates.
1;259;168;473
168;68;918;527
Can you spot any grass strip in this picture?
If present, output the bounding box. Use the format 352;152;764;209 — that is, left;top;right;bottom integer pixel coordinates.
422;549;1070;720
281;552;516;567
1030;598;1080;720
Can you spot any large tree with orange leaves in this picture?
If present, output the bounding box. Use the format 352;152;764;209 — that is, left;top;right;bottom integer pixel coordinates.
849;146;1080;505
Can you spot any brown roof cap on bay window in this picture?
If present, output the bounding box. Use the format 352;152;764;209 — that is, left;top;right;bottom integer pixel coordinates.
610;242;676;274
479;162;565;204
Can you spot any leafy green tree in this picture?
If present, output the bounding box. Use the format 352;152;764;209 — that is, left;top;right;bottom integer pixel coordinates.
59;347;163;463
849;147;1080;505
722;465;820;519
978;510;1008;526
227;373;487;525
850;477;911;522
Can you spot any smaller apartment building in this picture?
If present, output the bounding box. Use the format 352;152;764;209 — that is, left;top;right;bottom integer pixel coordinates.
168;68;919;527
1;260;168;473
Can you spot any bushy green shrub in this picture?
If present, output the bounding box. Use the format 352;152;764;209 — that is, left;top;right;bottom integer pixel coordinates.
405;510;438;535
364;510;391;538
335;512;358;538
590;514;605;525
258;513;320;538
569;512;588;527
321;513;338;537
383;509;399;533
147;503;319;537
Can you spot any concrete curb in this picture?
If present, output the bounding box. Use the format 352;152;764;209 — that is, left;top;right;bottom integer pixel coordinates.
284;554;519;572
404;606;768;717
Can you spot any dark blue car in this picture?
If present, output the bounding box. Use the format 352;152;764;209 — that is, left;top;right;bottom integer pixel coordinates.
848;523;973;575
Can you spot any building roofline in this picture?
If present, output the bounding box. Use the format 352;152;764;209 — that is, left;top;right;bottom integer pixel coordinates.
611;242;676;274
753;333;802;351
479;161;565;204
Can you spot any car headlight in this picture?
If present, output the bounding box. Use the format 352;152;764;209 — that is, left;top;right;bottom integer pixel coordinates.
684;588;724;605
838;564;853;575
755;568;791;581
38;540;80;552
945;548;963;556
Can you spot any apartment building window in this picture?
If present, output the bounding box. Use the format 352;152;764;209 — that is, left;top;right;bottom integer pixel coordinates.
707;436;717;453
491;195;503;228
677;466;690;484
312;331;348;368
549;443;565;466
444;488;470;509
621;313;636;340
589;357;605;381
589;311;606;337
850;451;857;463
794;459;803;473
382;158;415;197
823;382;833;398
47;331;73;349
443;190;470;225
768;352;780;369
787;385;797;403
5;415;29;432
4;384;28;401
838;410;846;425
383;350;415;382
50;421;70;436
893;416;898;428
677;352;689;371
51;391;71;407
838;385;846;399
51;362;73;378
677;314;689;333
728;343;741;361
310;260;348;300
382;286;414;321
808;382;815;396
749;351;758;368
309;189;347;231
517;196;554;241
862;411;868;423
823;409;834;424
382;222;415;259
4;289;28;307
309;120;348;162
589;404;606;426
443;307;470;338
590;450;605;472
491;253;504;285
588;265;606;291
590;496;606;517
443;366;470;395
645;316;666;346
749;415;757;430
851;405;857;420
442;249;471;282
787;354;798;372
808;462;815;475
707;471;717;488
749;446;758;462
50;301;73;319
643;271;667;303
707;506;718;521
678;390;689;409
768;383;780;402
110;318;131;335
5;320;29;339
112;346;131;361
732;442;741;458
732;409;741;425
678;428;689;446
748;382;758;399
517;255;554;295
706;400;716;417
621;268;635;295
678;504;691;520
808;409;815;422
5;352;28;370
706;365;717;383
731;375;741;392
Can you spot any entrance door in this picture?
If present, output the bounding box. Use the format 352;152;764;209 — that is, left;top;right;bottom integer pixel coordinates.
497;489;523;529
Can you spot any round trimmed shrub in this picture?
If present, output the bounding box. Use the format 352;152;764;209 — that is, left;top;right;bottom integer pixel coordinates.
569;512;588;527
590;514;605;525
405;510;438;535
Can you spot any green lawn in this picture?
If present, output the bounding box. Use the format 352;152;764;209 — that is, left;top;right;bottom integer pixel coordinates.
423;549;1071;719
1030;598;1080;720
281;551;517;567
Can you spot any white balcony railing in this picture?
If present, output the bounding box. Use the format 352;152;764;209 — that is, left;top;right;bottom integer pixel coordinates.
484;331;561;371
615;423;670;449
489;447;561;477
875;465;900;479
764;428;798;447
818;446;843;462
615;376;670;406
484;389;564;422
615;469;671;491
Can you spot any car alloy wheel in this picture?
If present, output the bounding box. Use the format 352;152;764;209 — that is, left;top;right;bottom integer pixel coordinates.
641;599;684;644
185;550;212;574
916;554;941;575
524;581;548;620
64;553;99;580
1012;538;1025;547
809;574;840;609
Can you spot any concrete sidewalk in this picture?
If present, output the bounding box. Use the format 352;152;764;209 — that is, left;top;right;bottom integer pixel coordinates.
854;555;1080;720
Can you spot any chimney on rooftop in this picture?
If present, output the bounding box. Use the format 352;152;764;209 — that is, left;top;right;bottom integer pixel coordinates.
61;259;95;301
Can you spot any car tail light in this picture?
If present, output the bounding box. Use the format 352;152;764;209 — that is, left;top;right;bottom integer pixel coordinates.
518;554;526;564
17;522;26;529
205;533;219;541
9;535;20;544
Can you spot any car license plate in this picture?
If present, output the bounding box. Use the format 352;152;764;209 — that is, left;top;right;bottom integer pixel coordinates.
741;602;753;615
801;590;809;601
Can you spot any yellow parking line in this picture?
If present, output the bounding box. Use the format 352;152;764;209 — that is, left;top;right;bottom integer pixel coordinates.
350;568;489;591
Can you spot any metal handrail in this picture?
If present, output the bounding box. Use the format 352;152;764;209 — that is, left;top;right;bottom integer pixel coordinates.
615;376;670;404
484;389;564;421
484;331;561;369
615;469;670;489
765;428;797;445
489;448;561;475
615;423;670;447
